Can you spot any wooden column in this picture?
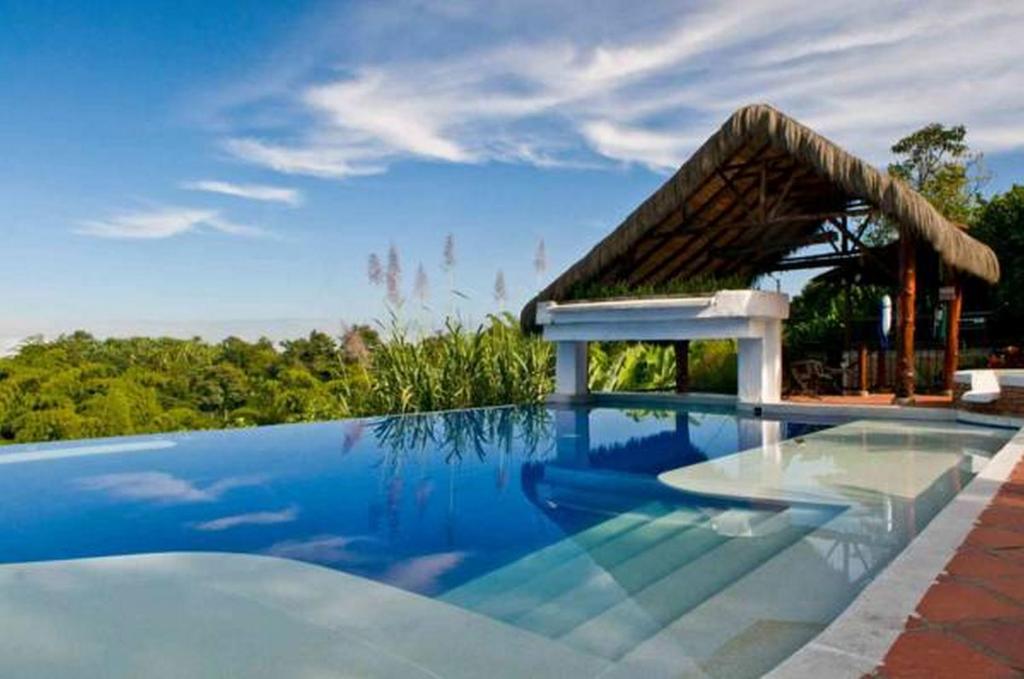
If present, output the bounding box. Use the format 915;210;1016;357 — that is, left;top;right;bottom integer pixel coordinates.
674;340;690;393
943;274;963;395
895;232;917;403
876;349;887;391
858;343;869;396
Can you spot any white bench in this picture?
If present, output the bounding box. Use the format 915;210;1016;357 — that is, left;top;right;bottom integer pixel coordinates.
960;369;1001;404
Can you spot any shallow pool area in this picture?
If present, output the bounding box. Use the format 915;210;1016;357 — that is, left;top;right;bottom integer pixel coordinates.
0;402;1015;678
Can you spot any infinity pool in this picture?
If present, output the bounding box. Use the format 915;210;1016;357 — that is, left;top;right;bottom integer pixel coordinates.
0;403;1014;678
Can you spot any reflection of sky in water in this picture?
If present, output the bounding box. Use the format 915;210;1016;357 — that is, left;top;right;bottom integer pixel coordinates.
0;404;1005;601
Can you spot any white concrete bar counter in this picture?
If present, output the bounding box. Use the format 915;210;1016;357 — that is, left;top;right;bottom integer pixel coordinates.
537;290;789;406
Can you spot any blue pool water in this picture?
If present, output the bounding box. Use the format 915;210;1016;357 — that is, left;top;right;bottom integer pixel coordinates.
0;403;828;594
0;402;1013;677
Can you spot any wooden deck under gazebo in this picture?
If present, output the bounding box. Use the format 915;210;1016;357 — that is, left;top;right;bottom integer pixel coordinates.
521;104;1001;404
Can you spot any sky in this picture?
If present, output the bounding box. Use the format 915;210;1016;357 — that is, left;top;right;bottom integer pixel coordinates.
2;0;1024;343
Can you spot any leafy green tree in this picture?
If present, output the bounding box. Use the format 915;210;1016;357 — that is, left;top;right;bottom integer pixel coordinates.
973;185;1024;337
193;364;250;421
888;123;986;224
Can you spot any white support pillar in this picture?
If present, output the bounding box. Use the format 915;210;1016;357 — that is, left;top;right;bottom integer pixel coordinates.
554;407;591;464
555;341;589;397
737;319;783;405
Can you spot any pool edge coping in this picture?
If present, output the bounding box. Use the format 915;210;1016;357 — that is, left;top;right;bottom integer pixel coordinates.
765;423;1024;678
576;391;1024;428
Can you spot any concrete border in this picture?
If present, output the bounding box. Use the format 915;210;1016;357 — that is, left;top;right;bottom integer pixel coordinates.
572;391;955;423
756;399;955;422
767;425;1024;678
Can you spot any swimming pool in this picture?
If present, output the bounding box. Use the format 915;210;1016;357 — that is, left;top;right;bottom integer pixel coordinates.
0;402;1014;678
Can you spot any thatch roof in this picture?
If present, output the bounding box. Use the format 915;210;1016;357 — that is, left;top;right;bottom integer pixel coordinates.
521;104;1000;330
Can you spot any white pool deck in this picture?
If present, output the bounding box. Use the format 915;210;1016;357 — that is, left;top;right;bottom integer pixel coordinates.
1;402;1021;678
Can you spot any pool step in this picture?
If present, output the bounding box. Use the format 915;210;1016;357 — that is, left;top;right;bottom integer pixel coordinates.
440;502;668;610
559;505;831;661
509;512;746;638
459;506;707;623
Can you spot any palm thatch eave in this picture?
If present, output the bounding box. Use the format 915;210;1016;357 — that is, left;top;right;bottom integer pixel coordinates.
521;104;1000;331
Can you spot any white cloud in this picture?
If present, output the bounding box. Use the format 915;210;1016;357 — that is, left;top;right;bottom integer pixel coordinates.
264;534;372;564
218;0;1024;176
224;138;386;179
193;506;299;531
182;180;303;206
78;207;266;239
581;121;699;171
75;472;264;504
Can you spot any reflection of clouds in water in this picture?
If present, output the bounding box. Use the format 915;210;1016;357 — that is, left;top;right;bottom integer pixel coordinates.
0;440;176;465
193;506;299;532
384;552;466;594
264;534;377;565
75;472;265;504
263;535;463;593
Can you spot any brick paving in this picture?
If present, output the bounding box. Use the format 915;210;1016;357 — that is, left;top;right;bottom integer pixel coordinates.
870;460;1024;678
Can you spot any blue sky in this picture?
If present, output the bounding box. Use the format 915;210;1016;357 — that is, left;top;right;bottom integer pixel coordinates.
3;0;1024;342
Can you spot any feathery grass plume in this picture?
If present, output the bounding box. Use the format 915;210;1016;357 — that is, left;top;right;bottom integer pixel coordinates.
442;233;457;315
493;270;507;310
442;233;456;273
414;263;429;305
386;244;403;307
340;323;371;365
367;253;383;287
533;238;547;289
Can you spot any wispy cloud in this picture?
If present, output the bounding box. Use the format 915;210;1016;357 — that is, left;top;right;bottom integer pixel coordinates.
217;0;1024;176
75;472;265;504
182;180;303;206
78;207;266;239
264;534;375;565
193;506;299;531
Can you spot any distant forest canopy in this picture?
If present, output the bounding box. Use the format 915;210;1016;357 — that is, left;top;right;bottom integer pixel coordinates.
0;318;739;446
0;317;552;445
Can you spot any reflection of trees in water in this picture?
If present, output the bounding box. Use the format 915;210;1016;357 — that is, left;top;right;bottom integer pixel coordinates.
371;406;555;472
586;412;710;474
365;406;555;545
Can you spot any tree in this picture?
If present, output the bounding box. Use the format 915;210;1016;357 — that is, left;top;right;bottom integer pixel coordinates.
888;123;985;224
193;364;250;419
973;185;1024;338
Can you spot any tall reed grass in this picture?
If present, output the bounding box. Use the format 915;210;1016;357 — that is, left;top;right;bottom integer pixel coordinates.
368;313;554;414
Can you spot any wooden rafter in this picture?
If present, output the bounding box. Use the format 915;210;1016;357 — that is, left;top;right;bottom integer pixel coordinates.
630;157;810;284
652;168;841;283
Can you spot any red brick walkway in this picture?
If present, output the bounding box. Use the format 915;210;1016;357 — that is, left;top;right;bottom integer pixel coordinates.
871;460;1024;678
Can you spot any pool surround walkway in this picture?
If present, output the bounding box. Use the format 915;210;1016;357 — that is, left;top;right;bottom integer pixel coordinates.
871;456;1024;678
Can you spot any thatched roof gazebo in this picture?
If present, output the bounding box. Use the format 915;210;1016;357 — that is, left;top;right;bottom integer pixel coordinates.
522;104;1000;403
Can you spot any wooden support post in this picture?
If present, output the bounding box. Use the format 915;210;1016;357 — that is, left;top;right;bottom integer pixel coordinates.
876;347;887;391
674;340;690;393
895;232;917;404
943;275;963;395
841;219;853;395
858;343;869;396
